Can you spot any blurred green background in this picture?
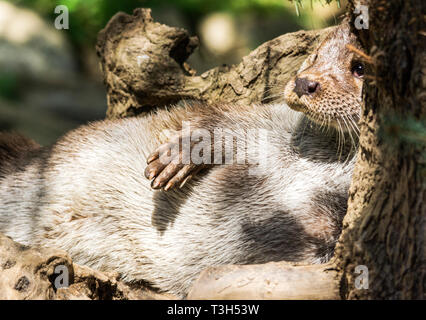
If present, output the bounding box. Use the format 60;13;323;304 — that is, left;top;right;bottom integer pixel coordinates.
0;0;345;145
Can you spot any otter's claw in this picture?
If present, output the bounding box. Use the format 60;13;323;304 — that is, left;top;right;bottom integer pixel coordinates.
145;134;205;191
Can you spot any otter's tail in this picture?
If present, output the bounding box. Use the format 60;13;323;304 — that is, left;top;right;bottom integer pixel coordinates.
0;132;40;169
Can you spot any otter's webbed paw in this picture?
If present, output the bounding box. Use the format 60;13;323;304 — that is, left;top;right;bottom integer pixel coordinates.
144;134;209;191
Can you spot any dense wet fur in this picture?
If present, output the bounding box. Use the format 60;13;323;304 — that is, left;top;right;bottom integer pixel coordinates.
0;132;40;172
0;22;360;297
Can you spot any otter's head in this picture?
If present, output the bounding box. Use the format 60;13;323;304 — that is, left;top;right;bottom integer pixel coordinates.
284;22;364;133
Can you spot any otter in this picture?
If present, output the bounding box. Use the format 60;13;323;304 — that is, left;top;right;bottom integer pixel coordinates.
0;21;363;297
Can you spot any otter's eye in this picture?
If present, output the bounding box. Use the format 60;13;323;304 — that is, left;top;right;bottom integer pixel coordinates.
351;62;364;78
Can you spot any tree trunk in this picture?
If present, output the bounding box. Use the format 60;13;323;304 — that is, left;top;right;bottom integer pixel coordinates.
333;0;425;299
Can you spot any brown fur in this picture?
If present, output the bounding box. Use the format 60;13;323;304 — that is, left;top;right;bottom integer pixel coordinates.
0;132;40;173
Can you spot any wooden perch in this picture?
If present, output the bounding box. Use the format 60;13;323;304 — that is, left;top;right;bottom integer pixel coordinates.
96;8;333;118
187;262;341;300
0;233;174;300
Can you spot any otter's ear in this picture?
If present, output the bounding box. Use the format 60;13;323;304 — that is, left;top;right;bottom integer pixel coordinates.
340;16;351;26
338;17;352;34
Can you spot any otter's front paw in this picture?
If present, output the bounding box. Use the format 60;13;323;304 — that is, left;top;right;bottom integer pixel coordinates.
144;136;206;191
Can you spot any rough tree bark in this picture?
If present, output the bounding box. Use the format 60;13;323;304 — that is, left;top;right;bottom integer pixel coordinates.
333;0;425;299
0;233;175;299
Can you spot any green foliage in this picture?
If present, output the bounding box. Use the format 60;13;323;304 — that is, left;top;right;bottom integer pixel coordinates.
11;0;340;47
0;71;18;100
292;0;340;16
13;0;141;46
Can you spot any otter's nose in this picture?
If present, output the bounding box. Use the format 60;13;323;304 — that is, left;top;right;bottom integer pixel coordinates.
294;78;320;98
